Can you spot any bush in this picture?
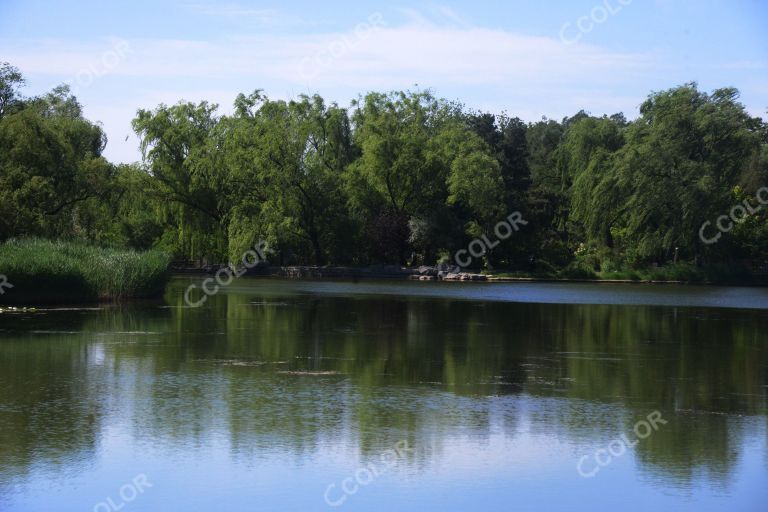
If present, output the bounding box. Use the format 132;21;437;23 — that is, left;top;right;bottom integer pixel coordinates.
0;238;171;304
601;269;642;281
701;264;753;284
558;261;597;280
601;263;708;283
532;259;558;277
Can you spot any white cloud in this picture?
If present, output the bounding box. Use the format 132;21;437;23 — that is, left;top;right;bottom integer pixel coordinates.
0;12;682;163
184;2;279;21
721;61;766;70
6;23;655;87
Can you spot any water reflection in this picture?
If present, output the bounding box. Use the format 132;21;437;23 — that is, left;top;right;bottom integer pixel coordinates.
0;278;766;510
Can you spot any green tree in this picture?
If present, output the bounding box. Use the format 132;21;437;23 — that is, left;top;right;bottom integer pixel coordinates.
0;84;112;241
619;85;761;263
0;62;24;120
222;93;354;265
132;101;228;263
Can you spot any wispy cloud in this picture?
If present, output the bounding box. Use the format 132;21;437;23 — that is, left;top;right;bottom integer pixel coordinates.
395;5;471;29
184;2;278;21
7;6;761;163
721;60;766;70
5;24;655;88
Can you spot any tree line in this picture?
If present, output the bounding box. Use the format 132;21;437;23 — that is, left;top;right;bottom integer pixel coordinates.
1;61;766;273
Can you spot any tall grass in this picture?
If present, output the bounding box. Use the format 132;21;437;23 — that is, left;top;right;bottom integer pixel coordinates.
0;238;171;304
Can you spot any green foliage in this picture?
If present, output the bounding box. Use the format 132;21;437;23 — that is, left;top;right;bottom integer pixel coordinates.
0;238;171;303
0;62;24;119
346;90;506;264
224;93;356;264
0;86;113;242
132;100;229;263
559;261;598;280
0;62;765;279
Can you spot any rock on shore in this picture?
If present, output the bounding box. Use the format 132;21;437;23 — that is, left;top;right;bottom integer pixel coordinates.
412;264;487;281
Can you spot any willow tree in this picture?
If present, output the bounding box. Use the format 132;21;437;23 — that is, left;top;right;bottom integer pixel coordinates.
223;92;354;265
619;84;762;263
345;91;451;263
437;122;505;267
567;116;627;251
346;90;504;264
0;83;113;241
0;62;24;120
132;101;229;263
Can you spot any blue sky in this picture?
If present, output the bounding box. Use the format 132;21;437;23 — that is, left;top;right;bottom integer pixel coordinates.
1;0;766;163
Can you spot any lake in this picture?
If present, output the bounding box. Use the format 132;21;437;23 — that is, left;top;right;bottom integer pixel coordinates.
1;278;767;511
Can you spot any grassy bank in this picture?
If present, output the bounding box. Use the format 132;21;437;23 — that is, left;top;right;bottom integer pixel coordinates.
0;239;171;304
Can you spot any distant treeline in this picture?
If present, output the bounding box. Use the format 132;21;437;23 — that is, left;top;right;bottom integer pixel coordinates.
1;61;766;274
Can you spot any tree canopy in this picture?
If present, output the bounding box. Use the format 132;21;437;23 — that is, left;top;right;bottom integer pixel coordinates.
1;63;766;273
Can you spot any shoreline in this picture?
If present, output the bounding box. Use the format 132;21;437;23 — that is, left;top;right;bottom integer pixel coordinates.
3;272;765;310
172;265;768;287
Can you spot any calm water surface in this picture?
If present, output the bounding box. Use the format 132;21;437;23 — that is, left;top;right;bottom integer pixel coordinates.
1;278;767;511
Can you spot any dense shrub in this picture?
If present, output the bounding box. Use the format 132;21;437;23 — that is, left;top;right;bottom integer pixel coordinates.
0;238;171;303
